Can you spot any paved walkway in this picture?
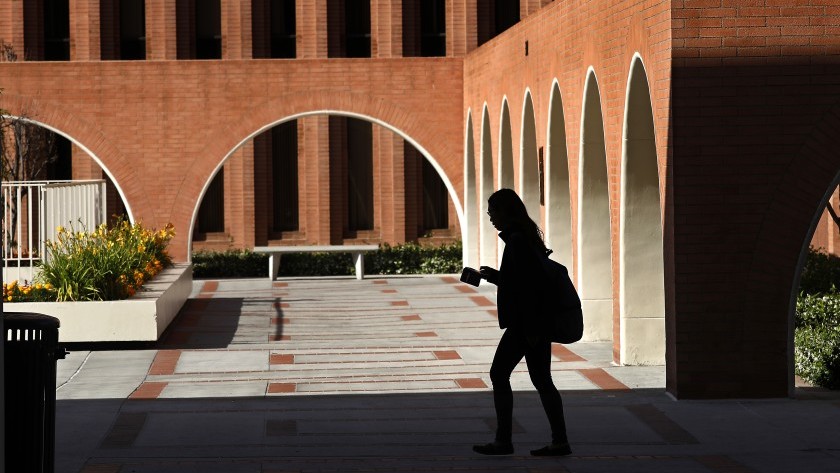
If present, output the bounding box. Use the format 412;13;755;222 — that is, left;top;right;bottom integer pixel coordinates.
55;276;840;472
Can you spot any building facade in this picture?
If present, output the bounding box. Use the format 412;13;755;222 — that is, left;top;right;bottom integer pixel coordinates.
2;0;840;399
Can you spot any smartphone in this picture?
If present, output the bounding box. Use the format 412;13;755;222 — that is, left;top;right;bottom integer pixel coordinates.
460;267;482;287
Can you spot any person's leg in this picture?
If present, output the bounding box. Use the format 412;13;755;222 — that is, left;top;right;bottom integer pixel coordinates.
524;338;571;455
473;329;525;454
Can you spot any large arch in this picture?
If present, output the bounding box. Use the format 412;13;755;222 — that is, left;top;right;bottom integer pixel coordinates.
578;69;613;342
545;80;572;268
619;56;665;365
464;110;479;269
0;114;135;223
479;104;496;265
187;110;466;254
520;89;540;219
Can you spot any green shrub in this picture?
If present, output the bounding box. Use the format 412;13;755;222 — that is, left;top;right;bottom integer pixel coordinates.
192;249;268;278
799;247;840;295
794;292;840;389
191;242;463;278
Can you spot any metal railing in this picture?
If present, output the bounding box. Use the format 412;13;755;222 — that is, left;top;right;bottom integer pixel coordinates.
2;180;107;283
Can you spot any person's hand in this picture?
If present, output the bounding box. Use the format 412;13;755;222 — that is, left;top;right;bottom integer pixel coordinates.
479;266;498;279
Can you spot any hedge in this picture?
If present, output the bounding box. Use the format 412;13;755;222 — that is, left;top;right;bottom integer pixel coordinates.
192;242;462;279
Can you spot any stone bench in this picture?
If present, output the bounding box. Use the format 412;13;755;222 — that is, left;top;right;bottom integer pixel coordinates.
253;245;380;280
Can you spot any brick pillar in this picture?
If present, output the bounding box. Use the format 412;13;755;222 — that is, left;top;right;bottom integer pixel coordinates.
70;144;100;180
448;0;476;56
146;0;177;60
253;132;271;245
297;0;326;58
222;0;251;59
69;0;100;60
223;141;256;248
0;0;25;54
374;128;407;243
371;0;400;58
300;116;334;244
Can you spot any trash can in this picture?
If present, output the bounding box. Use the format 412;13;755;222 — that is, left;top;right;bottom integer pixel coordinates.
4;312;67;473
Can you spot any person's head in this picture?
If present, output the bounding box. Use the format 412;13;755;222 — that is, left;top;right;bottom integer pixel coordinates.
487;188;546;251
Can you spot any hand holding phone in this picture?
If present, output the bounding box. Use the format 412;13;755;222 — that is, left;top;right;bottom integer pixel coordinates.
460;267;482;287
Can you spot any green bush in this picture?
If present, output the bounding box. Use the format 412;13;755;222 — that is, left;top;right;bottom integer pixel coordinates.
192;249;268;278
794;292;840;389
191;242;463;278
799;247;840;295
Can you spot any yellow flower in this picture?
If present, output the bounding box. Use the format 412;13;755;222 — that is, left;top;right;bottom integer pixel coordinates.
56;225;65;234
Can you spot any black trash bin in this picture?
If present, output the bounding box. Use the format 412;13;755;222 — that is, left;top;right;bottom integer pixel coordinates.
4;312;67;473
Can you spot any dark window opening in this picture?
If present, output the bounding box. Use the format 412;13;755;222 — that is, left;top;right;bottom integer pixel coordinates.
329;0;370;58
44;0;70;60
195;0;221;59
346;118;373;231
120;0;146;60
421;158;448;230
477;0;519;46
345;0;370;57
196;169;225;233
402;0;445;57
272;120;299;232
46;135;72;180
270;0;296;58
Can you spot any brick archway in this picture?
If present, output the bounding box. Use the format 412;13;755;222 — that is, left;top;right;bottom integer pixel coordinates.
0;93;143;221
172;92;465;258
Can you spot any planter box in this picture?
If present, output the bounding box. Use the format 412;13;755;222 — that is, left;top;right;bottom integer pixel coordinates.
6;263;192;343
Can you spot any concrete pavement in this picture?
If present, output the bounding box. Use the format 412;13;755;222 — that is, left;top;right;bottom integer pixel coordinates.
53;276;840;472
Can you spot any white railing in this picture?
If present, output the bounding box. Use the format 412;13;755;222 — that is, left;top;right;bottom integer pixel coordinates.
2;180;107;283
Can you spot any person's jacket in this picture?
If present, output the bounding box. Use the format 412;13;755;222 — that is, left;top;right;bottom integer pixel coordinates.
483;228;549;335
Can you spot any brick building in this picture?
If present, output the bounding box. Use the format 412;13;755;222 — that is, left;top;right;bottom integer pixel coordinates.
2;0;840;399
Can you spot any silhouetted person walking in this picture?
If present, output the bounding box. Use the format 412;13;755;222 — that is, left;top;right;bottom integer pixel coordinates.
472;188;571;457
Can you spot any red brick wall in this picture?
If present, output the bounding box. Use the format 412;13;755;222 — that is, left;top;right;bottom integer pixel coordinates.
0;59;464;260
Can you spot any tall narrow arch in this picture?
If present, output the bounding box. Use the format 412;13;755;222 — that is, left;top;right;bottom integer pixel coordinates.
498;98;515;191
464;110;479;269
520;90;540;219
480;104;497;265
620;56;665;365
578;70;613;342
546;80;572;268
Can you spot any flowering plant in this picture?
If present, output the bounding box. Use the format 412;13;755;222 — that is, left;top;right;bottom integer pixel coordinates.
5;218;176;302
2;280;55;302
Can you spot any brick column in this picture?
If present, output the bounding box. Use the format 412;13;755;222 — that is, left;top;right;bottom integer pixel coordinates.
146;0;177;60
300;116;334;244
224;142;256;247
371;0;400;58
69;0;100;60
0;0;25;54
448;0;476;56
297;0;326;58
374;129;407;243
222;0;252;59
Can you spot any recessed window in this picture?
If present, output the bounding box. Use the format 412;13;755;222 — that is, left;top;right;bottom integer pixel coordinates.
272;120;299;232
44;0;70;60
403;0;445;57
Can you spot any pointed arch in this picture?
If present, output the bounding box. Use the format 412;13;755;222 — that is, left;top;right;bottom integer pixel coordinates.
578;69;613;342
464;109;479;269
480;104;497;265
620;55;665;365
498;98;515;191
520;89;540;219
545;80;572;268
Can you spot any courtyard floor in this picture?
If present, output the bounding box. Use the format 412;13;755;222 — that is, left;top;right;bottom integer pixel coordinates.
54;276;840;472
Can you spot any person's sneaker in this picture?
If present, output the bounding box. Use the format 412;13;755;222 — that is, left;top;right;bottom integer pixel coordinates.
472;442;514;455
530;442;572;456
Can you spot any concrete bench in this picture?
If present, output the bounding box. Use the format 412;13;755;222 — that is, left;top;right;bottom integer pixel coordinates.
253;245;380;280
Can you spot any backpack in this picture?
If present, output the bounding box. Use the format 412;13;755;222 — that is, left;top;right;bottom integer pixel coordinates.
538;250;584;344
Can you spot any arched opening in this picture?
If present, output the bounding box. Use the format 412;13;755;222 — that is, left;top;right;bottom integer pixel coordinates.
188;111;464;257
0;116;131;281
520;90;540;219
479;105;496;266
498;99;514;191
578;70;613;342
464;110;479;269
620;56;665;365
545;80;572;268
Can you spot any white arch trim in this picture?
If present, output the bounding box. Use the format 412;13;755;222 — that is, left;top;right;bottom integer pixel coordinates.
463;108;479;269
188;110;465;254
0;115;135;223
